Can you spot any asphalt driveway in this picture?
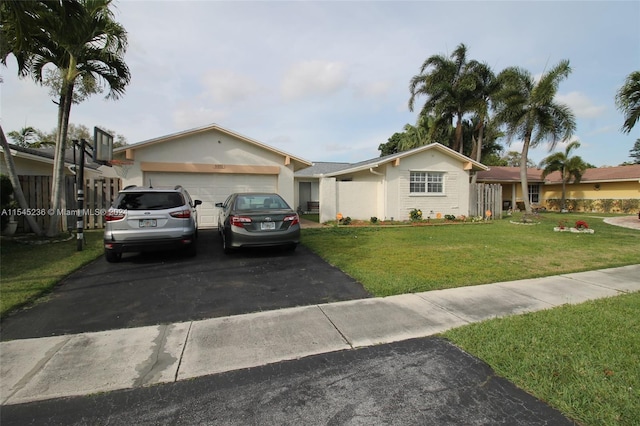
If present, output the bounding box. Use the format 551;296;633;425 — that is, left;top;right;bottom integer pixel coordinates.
0;230;370;341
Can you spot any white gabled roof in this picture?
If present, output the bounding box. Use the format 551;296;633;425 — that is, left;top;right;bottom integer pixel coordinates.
114;123;313;171
321;143;488;177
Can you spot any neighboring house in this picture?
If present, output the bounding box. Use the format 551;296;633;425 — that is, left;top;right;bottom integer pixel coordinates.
111;124;312;228
0;143;106;178
476;165;640;213
294;143;488;223
474;167;546;211
0;143;114;232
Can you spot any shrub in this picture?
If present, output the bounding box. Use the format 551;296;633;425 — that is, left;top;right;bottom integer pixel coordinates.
620;198;640;213
444;214;456;221
546;199;561;211
409;208;422;221
370;217;378;224
581;199;595;212
339;216;352;225
600;199;614;213
575;220;589;229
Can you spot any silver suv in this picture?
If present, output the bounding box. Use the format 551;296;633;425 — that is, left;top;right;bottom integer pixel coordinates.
103;185;202;262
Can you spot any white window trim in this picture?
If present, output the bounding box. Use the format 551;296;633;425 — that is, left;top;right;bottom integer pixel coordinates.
409;171;446;196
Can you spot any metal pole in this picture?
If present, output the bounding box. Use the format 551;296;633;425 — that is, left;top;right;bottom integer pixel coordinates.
76;139;86;251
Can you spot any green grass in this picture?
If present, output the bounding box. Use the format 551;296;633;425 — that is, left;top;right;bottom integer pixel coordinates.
301;212;639;296
302;212;639;425
443;293;640;426
0;230;104;317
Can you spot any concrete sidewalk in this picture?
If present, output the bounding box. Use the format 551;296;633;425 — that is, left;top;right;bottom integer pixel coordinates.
2;265;639;406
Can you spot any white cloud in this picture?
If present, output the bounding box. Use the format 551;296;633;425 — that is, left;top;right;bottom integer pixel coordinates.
353;81;391;100
557;91;606;118
172;105;229;129
281;60;349;101
200;70;262;104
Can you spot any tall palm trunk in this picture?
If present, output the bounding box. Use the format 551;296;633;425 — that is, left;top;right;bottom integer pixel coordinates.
470;121;484;184
1;125;43;235
46;81;74;237
454;113;464;153
519;134;532;213
561;166;567;211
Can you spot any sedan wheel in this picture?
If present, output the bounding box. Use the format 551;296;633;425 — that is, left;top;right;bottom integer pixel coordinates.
222;231;234;254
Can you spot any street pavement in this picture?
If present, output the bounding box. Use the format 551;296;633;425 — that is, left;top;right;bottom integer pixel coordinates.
2;265;639;410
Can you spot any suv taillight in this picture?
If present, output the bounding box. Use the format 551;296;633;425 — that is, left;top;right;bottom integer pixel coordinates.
284;214;299;226
170;209;191;219
105;210;125;221
231;215;252;228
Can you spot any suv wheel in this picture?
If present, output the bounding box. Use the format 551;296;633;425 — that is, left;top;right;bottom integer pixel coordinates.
105;250;122;263
186;241;197;257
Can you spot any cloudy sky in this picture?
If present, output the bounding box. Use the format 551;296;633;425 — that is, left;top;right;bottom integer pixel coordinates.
2;0;639;167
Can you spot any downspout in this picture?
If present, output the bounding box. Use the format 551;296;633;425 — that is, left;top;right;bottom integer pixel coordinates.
369;167;385;219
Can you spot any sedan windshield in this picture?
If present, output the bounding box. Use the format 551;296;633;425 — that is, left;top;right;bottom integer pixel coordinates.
234;195;289;210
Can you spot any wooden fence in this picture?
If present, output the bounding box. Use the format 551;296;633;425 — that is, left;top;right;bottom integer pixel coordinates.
15;175;121;233
469;183;502;219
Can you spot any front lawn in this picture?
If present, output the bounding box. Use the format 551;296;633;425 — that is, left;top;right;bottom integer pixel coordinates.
443;292;640;426
302;212;639;425
301;212;639;296
0;230;104;317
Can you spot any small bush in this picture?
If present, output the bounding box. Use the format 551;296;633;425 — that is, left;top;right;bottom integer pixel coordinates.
370;217;378;224
600;199;614;213
339;216;352;225
409;208;422;221
620;198;639;213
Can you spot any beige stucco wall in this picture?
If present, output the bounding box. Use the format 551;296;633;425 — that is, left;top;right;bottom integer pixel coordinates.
385;151;470;220
316;149;472;222
336;181;380;220
319;177;337;223
115;128;296;205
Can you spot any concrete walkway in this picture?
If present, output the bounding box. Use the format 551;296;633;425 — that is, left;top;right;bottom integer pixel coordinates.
2;264;639;406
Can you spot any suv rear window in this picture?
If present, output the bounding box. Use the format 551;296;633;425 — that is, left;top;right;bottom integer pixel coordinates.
115;192;185;210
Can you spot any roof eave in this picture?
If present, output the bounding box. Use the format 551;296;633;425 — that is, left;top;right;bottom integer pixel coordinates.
115;123;312;169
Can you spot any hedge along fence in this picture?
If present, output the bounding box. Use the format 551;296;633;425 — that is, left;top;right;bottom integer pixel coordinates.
544;198;640;213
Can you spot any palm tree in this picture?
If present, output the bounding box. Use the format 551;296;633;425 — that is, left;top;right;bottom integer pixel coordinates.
1;125;43;235
615;71;640;134
408;43;485;154
468;62;500;183
1;0;131;236
7;126;38;147
629;138;640;164
494;60;576;213
540;141;588;211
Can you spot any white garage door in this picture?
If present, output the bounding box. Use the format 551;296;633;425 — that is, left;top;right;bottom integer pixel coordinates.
145;172;277;228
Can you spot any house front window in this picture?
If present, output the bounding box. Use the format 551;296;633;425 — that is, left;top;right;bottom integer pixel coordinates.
410;171;444;194
528;184;540;204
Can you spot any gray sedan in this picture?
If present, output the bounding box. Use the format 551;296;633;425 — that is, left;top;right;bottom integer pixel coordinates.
216;193;301;253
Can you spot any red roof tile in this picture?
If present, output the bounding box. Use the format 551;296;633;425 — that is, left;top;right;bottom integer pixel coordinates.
543;164;640;183
476;166;543;182
477;164;640;184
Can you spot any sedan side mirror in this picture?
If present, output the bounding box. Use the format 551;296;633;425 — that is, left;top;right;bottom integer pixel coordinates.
194;200;203;207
